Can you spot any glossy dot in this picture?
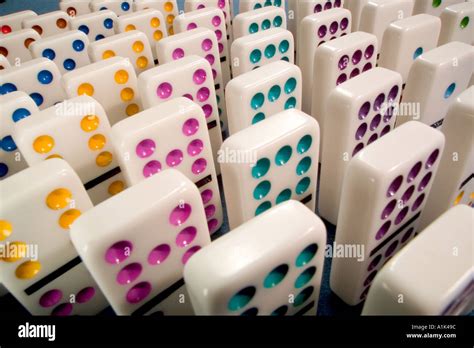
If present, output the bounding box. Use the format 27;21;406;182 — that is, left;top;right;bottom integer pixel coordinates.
96;151;113;167
418;172;432;191
318;25;327;38
72;39;85;52
374;94;385;111
271;305;288;316
413;47;423;60
182;118;199;136
401;185;415;204
252;112;265;124
273;16;283;27
363;63;372;72
15;261;41;279
265;44;276;58
263;264;288;288
39;289;62;308
336;74;347;85
352;50;362;65
105;241;132;264
1;136;16;152
407;162;422;182
78;25;89;34
297;135;313;155
350;68;360;78
63;58;76;71
253;180;271;200
370;114;381;131
125;24;136;31
201;189;213;205
355;123;368;140
279;40;289;53
116;263;142;285
268;85;281;101
460;16;470;29
126;282;151;304
132;41;144;53
276;188;292;204
81;115;99;132
59;209;81;229
385;240;398;258
164;1;174;11
154;30;163;41
262;19;271;30
38;70;53;84
295;266;316;288
148;244;171;265
250;49;262;63
352;143;364;157
250;93;265;110
136;56;148;69
46;188;71;210
375;220;391;240
294;286;314;307
127;103;139;116
42;48;56;60
169;204;192;226
104;18;113;29
176;226;197;248
0;220;13;241
426;149;440;169
95;34;105;40
432;0;441;8
78;83;94;96
0;163;8;177
381;200;396;220
296;177;311;195
143;160;162;177
76;287;95;303
444;83;456;99
166;149;183;167
340;17;349;30
196;87;210;102
191;158;206;174
252;158;270;179
120;87;134;101
296;243;318;267
296;157;312;176
157;82;173;99
249;23;259;33
387;176;403;197
88;134;106;150
115;70;129;84
202;39;213;51
368;255;381;271
228;287;256;311
388;86;399;102
365;45;375;59
108;181;125;195
208;219;218;232
193;69;207;85
182;246;201;264
136;139;155;158
51;303;73;316
255;201;272;216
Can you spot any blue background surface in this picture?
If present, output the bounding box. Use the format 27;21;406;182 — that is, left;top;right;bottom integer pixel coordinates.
0;0;363;317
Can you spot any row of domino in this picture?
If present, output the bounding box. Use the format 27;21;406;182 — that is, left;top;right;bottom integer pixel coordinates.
0;0;473;316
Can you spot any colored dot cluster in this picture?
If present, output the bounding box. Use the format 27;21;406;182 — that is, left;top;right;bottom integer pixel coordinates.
336;43;375;86
251;134;313;217
103;203;202;305
253;0;282;10
352;84;400;158
186;14;225;56
315;16;349;47
78;16;114;41
247;14;283;35
39;286;96;316
76;68;140;117
161;1;176;35
248;38;290;67
101;39;150;71
0;34;37;61
125;16;164;42
30;17;68;36
41;37;86;72
97;1;131;13
227;243;319;315
313;0;343;13
249;76;298;125
195;0;231;35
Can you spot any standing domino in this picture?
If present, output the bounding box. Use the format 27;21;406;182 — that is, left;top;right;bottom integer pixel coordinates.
225;61;302;135
71;169;211;315
112;97;223;234
413;0;464;17
330;121;445;305
90;0;134;16
230;28;294;77
89;31;154;73
70;11;118;42
60;0;93;17
396;42;474;129
0;92;39;180
13;96;126;205
319;68;403;225
362;205;473;315
184;200;327;316
0;158;108;315
0;11;37;34
299;8;352;114
0;58;65;110
419;87;474;229
221;109;320;229
239;0;284;13
133;0;178;36
22;11;70;38
439;2;474;45
62;56;141;125
0;29;41;66
29;30;91;74
184;0;233;42
378;14;441;85
232;6;287;40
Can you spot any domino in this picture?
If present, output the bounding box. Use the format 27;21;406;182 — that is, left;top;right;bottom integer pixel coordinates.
116;9;168;61
0;29;41;66
90;0;134;16
439;2;474;45
0;54;10;70
396;42;474;129
174;7;231;87
112;97;224;234
0;158;108;315
29;30;91;74
319;68;403;225
419;86;474;229
359;0;414;56
0;57;65;110
343;0;369;31
184;0;233;42
330;121;445;306
70;169;211;315
378;14;441;84
221;109;320;229
230;28;294;77
0;91;39;180
225;60;302;135
22;11;70;38
362;205;474;315
138;55;223;173
133;0;178;35
413;0;464;17
89;31;154;73
70;10;118;42
156;28;228;132
0;10;37;34
62;56;141;125
232;6;287;40
239;0;284;13
59;0;93;17
310;31;378;148
299;8;352;114
184;200;326;315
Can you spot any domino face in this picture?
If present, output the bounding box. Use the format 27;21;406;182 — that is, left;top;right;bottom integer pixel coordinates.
378;14;441;84
174;7;231;87
70;10;118;42
89;31;154;73
343;0;368;31
419;86;474;230
225;60;302;135
397;42;474;128
59;0;93;17
330;121;445;305
221;109;320;229
133;0;178;35
413;0;464;17
0;29;41;66
230;28;294;77
112;97;223;234
311;31;377;147
239;0;284;13
0;10;37;34
0;158;108;315
22;11;71;38
299;8;352;114
156;28;228;132
439;2;474;45
184;200;327;315
319;68;403;225
0;57;65;110
13;96;126;205
29;30;91;74
90;0;134;16
0;54;10;70
0;92;39;180
138;55;222;172
362;205;474;315
184;0;233;42
62;56;141;126
116;9;168;60
232;6;287;40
